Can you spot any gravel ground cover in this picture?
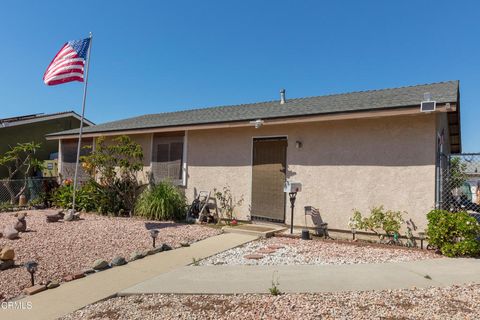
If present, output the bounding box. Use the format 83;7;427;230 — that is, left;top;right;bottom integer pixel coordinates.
0;209;222;301
200;236;439;266
62;284;480;320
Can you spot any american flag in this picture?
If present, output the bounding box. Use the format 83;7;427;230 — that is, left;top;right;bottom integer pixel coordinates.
43;38;91;86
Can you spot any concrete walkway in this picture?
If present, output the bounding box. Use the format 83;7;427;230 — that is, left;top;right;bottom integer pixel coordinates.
120;257;480;295
3;233;257;320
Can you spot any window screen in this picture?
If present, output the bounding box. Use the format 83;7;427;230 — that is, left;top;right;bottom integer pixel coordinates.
60;138;93;180
151;135;184;184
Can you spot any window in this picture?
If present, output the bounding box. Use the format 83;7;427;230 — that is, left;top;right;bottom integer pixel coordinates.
60;138;93;180
151;134;184;184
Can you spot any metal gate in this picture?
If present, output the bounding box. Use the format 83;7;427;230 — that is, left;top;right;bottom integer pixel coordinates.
438;153;480;213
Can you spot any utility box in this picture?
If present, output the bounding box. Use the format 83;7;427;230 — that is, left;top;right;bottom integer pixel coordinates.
42;160;58;177
284;181;302;193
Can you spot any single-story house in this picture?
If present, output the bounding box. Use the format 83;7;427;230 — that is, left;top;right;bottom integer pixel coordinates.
0;111;94;178
46;80;461;232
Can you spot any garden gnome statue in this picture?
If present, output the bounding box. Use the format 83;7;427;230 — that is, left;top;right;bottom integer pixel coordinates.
14;212;27;233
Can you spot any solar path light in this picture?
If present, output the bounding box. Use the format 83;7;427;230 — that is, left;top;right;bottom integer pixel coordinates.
149;229;159;248
418;231;426;250
25;261;38;286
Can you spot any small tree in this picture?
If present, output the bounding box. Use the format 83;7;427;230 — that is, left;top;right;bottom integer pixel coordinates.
81;135;143;214
0;142;42;204
350;206;404;238
449;157;468;190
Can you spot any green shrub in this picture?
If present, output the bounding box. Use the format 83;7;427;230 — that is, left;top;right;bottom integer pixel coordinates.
53;135;144;216
52;180;126;214
134;181;186;220
426;209;480;257
350;206;404;236
0;201;14;212
27;195;45;207
82;180;126;215
81;135;144;214
52;183;73;208
52;183;95;212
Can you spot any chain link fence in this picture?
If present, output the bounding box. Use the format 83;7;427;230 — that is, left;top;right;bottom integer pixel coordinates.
0;178;58;206
439;153;480;215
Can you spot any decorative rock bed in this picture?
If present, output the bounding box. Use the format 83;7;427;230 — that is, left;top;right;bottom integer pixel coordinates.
61;283;480;319
0;209;222;301
200;236;439;266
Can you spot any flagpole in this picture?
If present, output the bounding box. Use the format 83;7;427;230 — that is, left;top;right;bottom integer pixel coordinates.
71;32;93;214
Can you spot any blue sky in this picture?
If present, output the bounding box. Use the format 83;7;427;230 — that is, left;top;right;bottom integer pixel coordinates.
1;1;479;151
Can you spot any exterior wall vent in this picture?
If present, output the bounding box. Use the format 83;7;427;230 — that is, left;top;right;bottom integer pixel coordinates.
421;92;436;112
421;101;436;112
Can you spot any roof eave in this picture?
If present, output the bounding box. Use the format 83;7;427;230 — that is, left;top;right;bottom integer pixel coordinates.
46;103;454;140
0;111;94;129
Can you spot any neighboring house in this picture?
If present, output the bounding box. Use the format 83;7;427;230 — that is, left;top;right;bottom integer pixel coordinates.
0;111;94;178
465;164;480;204
47;81;461;231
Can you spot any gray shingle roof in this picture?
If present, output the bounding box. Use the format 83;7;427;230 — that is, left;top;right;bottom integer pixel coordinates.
48;80;459;137
1;111;94;128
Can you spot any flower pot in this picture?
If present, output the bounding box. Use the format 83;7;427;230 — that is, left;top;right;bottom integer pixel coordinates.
301;229;310;240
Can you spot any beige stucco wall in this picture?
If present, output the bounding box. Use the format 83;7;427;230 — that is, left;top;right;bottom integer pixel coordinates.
186;113;437;231
58;112;439;232
132;133;152;184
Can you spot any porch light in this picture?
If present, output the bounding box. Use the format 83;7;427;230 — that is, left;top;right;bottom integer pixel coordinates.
25;261;38;286
149;229;159;248
295;141;303;149
249;119;264;129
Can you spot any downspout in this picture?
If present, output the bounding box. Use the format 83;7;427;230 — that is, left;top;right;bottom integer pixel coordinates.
435;129;444;210
182;130;188;187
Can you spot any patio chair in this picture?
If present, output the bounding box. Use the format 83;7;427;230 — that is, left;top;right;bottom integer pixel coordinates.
304;206;333;239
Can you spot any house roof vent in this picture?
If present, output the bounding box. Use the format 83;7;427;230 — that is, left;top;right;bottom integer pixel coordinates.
280;89;286;104
421;92;436;112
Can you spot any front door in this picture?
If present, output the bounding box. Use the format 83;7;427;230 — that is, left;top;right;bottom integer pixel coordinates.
251;137;287;222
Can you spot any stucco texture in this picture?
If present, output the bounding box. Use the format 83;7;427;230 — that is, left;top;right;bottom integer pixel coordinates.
186;114;437;231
